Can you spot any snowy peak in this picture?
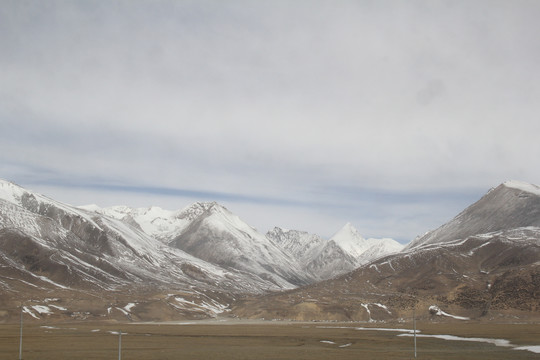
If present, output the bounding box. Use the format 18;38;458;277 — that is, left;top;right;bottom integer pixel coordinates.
267;227;358;281
407;180;540;250
266;227;325;257
330;223;403;264
503;180;540;196
330;223;368;257
174;201;219;221
0;179;27;204
0;181;313;321
79;201;225;243
169;206;310;288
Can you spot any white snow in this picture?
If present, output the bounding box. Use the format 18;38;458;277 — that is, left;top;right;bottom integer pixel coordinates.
373;303;391;314
339;343;352;348
115;307;130;316
503;180;540;196
80;203;199;242
331;223;370;257
398;333;512;348
108;331;128;335
172;295;229;316
360;303;373;322
429;305;470;320
514;346;540;354
330;325;539;353
22;306;39;319
124;303;136;312
32;305;53;315
355;327;418;334
330;223;403;263
33;274;69;289
320;340;336;344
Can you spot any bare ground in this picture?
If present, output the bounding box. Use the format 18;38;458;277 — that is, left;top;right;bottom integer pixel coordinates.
1;320;538;359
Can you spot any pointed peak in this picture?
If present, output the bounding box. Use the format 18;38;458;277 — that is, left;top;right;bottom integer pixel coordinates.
333;222;360;237
331;222;366;244
0;179;30;204
270;226;291;233
175;201;227;220
343;222;356;230
199;201;230;215
0;178;21;187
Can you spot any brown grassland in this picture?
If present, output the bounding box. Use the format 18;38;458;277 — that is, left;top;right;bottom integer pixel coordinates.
0;320;538;359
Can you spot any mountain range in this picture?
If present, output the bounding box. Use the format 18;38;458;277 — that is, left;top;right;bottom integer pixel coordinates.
1;179;538;323
233;180;540;322
0;178;402;322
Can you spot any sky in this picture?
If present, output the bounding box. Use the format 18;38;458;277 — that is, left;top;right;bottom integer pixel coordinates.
2;0;540;242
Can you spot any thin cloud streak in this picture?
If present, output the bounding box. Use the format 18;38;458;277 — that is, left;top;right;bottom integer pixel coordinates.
24;179;328;209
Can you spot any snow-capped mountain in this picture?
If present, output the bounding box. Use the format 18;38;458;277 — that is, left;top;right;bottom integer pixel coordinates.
234;181;540;322
266;227;358;281
266;225;403;281
78;202;215;243
0;180;299;321
168;204;312;287
85;202;319;287
82;202;402;284
406;180;540;250
330;223;404;264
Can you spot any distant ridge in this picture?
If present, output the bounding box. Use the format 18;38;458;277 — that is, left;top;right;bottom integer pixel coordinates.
232;181;540;322
406;180;540;250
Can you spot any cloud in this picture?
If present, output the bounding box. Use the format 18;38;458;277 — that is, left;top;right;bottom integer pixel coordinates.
2;1;540;241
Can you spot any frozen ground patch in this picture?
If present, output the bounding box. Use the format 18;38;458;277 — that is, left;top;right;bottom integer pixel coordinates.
322;325;539;355
429;305;470;320
514;345;540;354
355;327;418;334
399;333;540;354
398;333;511;347
32;305;53;315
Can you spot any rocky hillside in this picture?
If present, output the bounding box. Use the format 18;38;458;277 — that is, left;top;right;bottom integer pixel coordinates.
267;227;358;281
406;180;540;250
232;181;540;322
0;180;300;322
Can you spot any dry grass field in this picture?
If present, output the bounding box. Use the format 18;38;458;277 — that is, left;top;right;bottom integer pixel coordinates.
0;320;538;359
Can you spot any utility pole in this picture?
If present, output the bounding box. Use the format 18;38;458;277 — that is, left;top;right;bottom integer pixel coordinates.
19;303;23;360
413;307;417;359
118;330;122;360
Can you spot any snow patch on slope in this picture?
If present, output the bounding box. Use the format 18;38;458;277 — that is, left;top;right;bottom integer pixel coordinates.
503;180;540;196
429;305;470;320
330;223;403;264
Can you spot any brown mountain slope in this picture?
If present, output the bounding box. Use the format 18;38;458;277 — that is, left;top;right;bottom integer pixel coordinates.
232;227;540;322
232;181;540;322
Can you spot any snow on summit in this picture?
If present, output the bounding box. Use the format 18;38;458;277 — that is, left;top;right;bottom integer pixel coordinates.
503;180;540;196
330;222;370;257
330;223;403;264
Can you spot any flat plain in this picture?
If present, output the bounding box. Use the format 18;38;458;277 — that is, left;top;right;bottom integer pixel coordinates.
1;320;539;359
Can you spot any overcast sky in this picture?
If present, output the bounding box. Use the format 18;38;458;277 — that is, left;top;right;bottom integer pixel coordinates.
2;1;540;242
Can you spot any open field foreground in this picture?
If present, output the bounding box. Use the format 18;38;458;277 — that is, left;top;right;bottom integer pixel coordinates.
0;320;539;359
